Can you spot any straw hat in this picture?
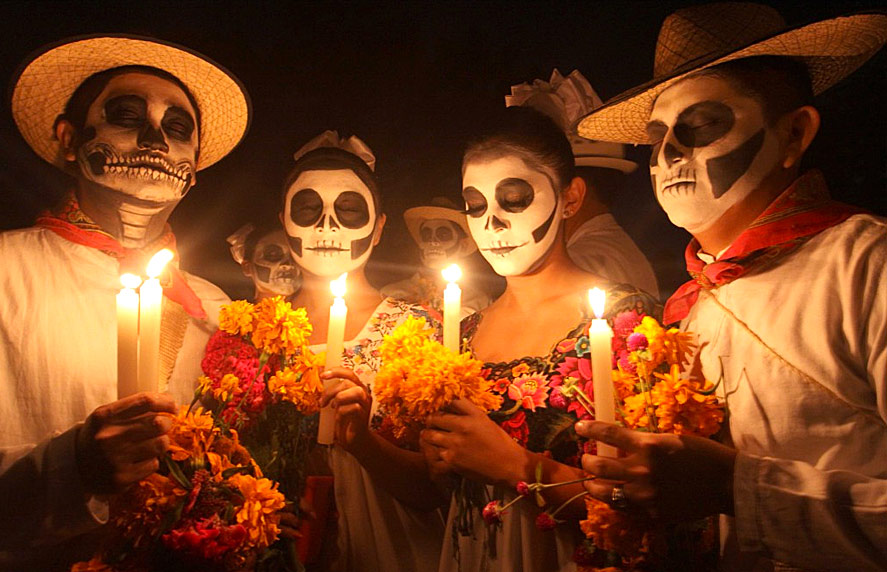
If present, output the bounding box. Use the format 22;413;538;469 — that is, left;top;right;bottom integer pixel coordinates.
576;3;887;144
507;69;636;173
404;197;477;254
11;34;250;170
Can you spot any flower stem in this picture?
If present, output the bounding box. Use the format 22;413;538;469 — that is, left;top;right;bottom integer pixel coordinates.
549;490;589;519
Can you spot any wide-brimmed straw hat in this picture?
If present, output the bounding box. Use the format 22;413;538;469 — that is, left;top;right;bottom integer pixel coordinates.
404;197;477;254
11;34;251;170
576;3;887;144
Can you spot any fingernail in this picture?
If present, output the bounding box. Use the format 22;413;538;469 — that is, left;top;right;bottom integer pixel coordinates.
575;421;590;432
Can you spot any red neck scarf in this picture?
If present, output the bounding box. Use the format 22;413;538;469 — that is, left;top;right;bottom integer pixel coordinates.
36;194;207;319
663;171;864;325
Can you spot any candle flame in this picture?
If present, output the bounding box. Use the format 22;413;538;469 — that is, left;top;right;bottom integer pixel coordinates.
441;263;462;283
588;287;606;319
120;273;143;289
330;272;348;297
146;249;174;278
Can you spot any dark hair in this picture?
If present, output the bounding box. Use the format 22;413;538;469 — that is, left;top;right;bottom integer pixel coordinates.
243;222;285;262
462;106;575;192
282;146;382;213
575;166;625;209
55;65;202;136
694;56;814;125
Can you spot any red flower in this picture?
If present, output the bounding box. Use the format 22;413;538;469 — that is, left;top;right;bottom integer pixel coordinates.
516;481;530;496
161;516;248;561
535;512;558;531
482;501;504;525
491;377;509;394
500;411;529;447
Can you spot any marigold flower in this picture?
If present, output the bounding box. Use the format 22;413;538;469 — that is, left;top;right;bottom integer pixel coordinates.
70;557;114;572
250;296;312;356
650;364;723;437
229;473;286;550
633;316;667;369
219;300;255;336
267;360;324;415
167;406;217;461
112;473;187;546
580;496;649;556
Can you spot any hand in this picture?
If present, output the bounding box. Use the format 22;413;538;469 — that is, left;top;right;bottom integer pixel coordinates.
419;430;454;486
423;398;530;486
278;499;313;541
76;392;177;494
320;368;371;453
575;420;736;521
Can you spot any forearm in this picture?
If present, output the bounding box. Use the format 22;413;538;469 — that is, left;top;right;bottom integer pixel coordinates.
735;452;887;571
497;447;588;519
348;432;449;511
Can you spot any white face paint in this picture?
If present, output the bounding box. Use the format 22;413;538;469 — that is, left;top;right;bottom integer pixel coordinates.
418;219;463;270
647;75;781;233
462;155;562;276
249;230;300;297
283;169;377;278
75;73;198;203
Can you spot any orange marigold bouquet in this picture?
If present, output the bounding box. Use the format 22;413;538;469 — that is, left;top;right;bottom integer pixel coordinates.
374;316;502;443
72;296;323;572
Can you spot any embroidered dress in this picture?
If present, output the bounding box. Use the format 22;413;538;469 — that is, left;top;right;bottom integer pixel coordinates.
309;297;446;572
440;285;657;572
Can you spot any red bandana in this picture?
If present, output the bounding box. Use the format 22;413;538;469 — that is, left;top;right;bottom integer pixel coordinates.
663;171;865;325
35;194;208;319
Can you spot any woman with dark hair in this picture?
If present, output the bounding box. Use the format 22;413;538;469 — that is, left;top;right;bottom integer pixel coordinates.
280;131;446;572
422;107;656;571
226;222;300;301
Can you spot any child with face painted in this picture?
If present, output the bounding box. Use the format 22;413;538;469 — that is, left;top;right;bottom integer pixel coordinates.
227;223;301;301
420;107;656;571
280;131;446;572
574;4;887;571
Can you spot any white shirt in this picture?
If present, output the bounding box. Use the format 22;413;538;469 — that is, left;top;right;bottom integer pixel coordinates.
566;214;659;297
683;214;887;571
0;227;228;566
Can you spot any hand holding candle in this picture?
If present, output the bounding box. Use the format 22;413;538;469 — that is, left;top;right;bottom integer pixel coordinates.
441;263;462;352
318;272;348;445
116;273;142;398
588;287;617;458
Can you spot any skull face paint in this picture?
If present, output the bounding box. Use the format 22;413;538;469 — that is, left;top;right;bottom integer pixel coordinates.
462;155;561;276
283;169;377;278
75;73;198;203
647;74;781;233
250;230;300;297
418;219;462;269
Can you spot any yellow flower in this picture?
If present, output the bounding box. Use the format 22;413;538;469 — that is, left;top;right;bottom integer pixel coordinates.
250;296;313;356
651;364;724;437
632;316;667;369
70;557;114;572
219;300;255;336
267;359;324;415
167;406;217;461
580;496;650;557
663;327;697;367
111;473;187;546
229;473;286;550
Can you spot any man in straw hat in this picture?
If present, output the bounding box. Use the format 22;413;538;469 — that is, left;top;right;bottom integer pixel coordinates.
381;196;491;317
506;69;659;297
0;35;249;569
573;3;887;570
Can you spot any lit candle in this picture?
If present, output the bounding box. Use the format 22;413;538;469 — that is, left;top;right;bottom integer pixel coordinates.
588;287;617;457
117;273;142;398
318;272;348;445
138;249;173;394
441;263;462;352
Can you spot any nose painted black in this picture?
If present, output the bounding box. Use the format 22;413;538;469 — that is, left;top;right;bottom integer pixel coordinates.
485;215;508;231
663;142;682;164
138;124;169;152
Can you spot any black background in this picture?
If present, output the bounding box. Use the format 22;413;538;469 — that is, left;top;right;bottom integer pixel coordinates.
2;1;884;301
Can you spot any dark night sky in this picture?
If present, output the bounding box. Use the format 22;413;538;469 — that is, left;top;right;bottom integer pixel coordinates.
2;1;885;302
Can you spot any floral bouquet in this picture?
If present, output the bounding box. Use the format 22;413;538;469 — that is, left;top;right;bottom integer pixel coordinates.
374;316;502;444
72;296;323;572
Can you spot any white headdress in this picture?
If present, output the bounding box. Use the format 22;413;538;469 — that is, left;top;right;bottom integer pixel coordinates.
292;130;376;171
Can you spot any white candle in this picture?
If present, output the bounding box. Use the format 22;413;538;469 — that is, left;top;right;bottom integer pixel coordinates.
318;273;348;445
138;249;173;394
588;287;617;458
117;273;142;399
441;264;462;352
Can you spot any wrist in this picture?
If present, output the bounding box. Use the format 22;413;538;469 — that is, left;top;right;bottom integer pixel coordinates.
496;445;536;489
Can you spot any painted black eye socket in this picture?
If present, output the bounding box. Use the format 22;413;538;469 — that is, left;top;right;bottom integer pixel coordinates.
105;95;147;128
419;226;433;242
289;188;323;227
435;225;454;242
259;244;285;263
162;107;196;141
334;191;370;229
674;101;735;148
495;178;534;213
462;187;487;218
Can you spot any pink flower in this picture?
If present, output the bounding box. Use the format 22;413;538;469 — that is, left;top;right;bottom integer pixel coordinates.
548;388;567;409
550;357;594;419
508;374;550;411
627;332;649;351
516;481;530;496
535;512;558;531
482;501;504;525
613;310;644;339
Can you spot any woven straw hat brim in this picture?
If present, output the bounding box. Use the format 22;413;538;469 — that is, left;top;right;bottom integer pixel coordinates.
576;12;887;144
11;34;250;171
404;206;477;254
575;155;638;173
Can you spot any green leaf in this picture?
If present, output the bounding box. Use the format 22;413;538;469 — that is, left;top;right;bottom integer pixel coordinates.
222;465;254;479
163;453;191;489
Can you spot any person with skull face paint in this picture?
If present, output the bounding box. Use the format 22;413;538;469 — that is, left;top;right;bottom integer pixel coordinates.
420;106;657;571
380;197;492;318
227;222;302;301
575;4;887;571
0;36;249;569
281;131;447;572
